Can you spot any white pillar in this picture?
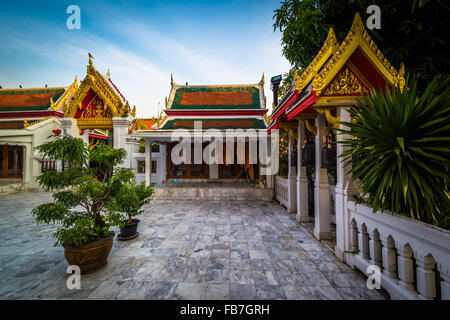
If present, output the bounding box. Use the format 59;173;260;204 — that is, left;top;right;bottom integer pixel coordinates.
314;113;331;240
334;106;355;261
145;138;152;186
113;117;133;168
296;122;309;223
287;132;297;213
416;255;436;299
60;118;81;138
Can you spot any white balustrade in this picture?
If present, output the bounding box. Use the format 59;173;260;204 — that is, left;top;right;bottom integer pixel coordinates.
347;201;450;300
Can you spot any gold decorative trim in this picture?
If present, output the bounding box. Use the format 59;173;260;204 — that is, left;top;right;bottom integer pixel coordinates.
77;118;113;129
294;28;339;93
289;128;298;141
314;108;340;128
24;116;53;128
65;54;126;119
323;67;369;96
53;76;78;111
263;114;272;126
298;119;317;136
312;12;405;95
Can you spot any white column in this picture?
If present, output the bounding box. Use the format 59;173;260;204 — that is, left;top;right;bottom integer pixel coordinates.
81;129;89;146
335;106;355;261
296;122;309;223
145;138;152;186
314;113;331;240
416;255;436;299
113;117;132;168
287;132;297;213
60;118;80;138
160;143;167;182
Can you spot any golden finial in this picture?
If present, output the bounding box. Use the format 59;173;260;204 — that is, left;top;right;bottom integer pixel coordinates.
131;105;136;117
165;97;168;108
171;74;174;86
261;73;265;86
50;97;55;109
107;69;110;78
351;12;364;32
88;52;93;66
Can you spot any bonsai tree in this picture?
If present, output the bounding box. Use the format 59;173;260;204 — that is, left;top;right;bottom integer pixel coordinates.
339;74;450;229
31;135;137;247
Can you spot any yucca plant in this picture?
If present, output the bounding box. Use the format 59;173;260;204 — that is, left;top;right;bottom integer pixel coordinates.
339;75;450;229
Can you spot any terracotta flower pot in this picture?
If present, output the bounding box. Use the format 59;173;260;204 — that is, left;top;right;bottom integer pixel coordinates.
63;231;115;275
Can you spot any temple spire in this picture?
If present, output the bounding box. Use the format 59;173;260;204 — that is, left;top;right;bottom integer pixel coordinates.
88;52;93;66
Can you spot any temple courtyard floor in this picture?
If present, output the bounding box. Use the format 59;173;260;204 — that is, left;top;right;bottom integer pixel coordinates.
0;190;387;300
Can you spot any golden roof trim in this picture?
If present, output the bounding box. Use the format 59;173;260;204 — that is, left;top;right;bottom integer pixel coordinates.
312;12;405;95
294;27;339;93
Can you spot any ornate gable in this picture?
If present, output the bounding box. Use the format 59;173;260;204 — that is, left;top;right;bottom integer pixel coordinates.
312;12;405;96
322;66;369;96
64;54;128;120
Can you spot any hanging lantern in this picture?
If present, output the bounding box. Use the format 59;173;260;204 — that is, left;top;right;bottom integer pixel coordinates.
301;139;315;167
321;134;336;168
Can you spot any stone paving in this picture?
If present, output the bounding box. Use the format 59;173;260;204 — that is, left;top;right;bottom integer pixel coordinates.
0;190;387;300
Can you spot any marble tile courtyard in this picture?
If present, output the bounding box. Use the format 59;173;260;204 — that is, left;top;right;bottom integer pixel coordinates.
0;191;386;300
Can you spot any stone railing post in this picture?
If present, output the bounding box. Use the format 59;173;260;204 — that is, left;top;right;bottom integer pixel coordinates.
368;229;382;268
397;245;415;293
416;255;436;299
381;236;397;279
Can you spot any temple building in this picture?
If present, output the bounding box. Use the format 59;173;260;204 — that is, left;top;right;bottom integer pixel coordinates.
133;75;272;186
0;55;145;193
269;12;409;287
0;81;78;192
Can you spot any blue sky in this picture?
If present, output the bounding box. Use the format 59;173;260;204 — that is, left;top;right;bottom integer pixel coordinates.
0;0;291;118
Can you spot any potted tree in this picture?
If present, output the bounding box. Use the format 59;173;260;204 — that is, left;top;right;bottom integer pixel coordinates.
111;181;153;240
31;135;136;274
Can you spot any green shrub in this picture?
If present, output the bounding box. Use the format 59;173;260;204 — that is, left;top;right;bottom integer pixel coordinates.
31;136;151;246
339;75;450;229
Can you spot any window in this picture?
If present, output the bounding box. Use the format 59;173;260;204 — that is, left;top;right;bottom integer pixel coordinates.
137;160;145;173
1;145;24;178
151;160;157;173
151;144;160;153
